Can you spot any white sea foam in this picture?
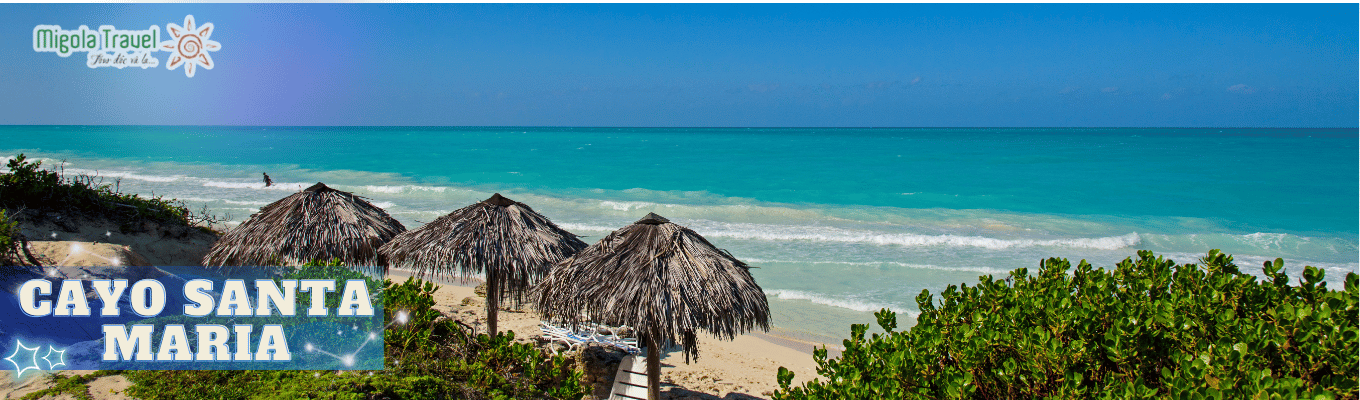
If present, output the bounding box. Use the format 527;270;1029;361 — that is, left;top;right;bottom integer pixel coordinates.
743;259;1011;276
365;185;405;194
371;201;397;209
1155;251;1357;283
600;201;666;211
62;168;183;182
562;219;1141;250
557;223;627;233
224;200;271;206
766;289;917;316
363;185;449;194
689;221;1141;250
203;180;308;191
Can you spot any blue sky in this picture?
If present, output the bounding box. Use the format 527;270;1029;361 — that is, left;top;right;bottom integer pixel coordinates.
1;4;1355;127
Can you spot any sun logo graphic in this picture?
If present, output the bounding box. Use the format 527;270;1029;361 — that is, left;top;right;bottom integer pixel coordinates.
159;15;219;78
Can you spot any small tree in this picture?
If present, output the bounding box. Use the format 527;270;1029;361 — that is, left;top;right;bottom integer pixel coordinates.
0;209;21;265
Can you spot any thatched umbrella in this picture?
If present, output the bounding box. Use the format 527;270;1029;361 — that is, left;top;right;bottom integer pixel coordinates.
202;182;406;273
379;193;586;334
532;212;770;400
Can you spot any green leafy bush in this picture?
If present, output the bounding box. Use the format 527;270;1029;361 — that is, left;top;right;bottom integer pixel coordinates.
0;153;194;229
122;261;586;399
775;250;1358;399
0;209;21;265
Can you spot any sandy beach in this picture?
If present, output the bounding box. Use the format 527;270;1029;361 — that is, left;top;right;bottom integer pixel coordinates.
385;269;830;400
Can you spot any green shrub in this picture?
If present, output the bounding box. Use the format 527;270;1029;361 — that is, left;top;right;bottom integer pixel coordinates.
122;262;587;400
0;209;20;265
775;250;1359;400
0;153;195;229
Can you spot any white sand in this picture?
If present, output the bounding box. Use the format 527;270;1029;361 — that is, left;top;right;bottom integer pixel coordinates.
0;371;132;400
15;214;217;267
386;271;827;399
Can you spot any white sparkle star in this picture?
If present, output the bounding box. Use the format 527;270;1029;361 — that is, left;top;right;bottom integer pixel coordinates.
42;346;65;370
4;340;42;379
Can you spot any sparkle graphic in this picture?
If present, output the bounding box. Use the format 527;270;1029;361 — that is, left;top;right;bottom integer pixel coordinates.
55;242;122;267
160;15;220;78
4;340;41;380
302;310;407;368
42;346;65;370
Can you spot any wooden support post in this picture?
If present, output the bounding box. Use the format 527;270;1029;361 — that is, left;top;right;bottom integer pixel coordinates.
487;272;499;334
647;334;661;400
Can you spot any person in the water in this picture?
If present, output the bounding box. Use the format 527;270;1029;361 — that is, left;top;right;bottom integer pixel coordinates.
263;172;273;187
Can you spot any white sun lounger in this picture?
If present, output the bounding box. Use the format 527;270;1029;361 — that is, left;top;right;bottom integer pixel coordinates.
539;322;642;355
608;354;650;400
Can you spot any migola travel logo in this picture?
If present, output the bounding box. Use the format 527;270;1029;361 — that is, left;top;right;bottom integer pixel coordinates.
33;15;220;77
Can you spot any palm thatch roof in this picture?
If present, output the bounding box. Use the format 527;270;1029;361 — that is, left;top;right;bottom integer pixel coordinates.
532;212;770;363
202;182;406;272
379;193;587;307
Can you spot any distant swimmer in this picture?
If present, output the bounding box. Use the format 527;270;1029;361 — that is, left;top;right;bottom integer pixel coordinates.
263;172;273;187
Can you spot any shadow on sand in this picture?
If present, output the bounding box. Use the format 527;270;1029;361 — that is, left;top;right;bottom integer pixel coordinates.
662;386;768;400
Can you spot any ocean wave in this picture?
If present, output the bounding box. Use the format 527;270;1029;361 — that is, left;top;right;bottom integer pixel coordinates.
599;200;666;211
690;221;1141;250
364;185;450;194
62;167;183;183
1141;232;1356;262
743;259;1011;276
202;180;309;191
1155;251;1357;280
557;223;629;233
766;289;917;316
224;200;271;206
170;197;271;207
561;220;1140;250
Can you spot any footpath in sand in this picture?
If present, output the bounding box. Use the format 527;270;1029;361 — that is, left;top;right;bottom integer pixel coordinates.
387;270;830;400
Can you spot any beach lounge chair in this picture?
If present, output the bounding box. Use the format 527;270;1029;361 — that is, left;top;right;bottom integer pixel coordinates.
539;322;595;354
608;354;649;400
539;322;643;355
584;323;642;354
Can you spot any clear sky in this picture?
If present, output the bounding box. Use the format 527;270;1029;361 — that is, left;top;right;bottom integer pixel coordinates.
1;3;1355;127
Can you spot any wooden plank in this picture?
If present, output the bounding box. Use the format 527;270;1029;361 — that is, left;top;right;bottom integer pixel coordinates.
610;382;650;400
613;365;647;384
610;355;652;400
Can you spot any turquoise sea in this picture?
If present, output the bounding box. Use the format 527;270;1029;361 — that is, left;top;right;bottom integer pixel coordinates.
2;126;1356;343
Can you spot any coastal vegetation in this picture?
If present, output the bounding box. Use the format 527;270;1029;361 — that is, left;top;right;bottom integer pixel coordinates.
0;153;216;233
774;250;1358;399
0;209;22;265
